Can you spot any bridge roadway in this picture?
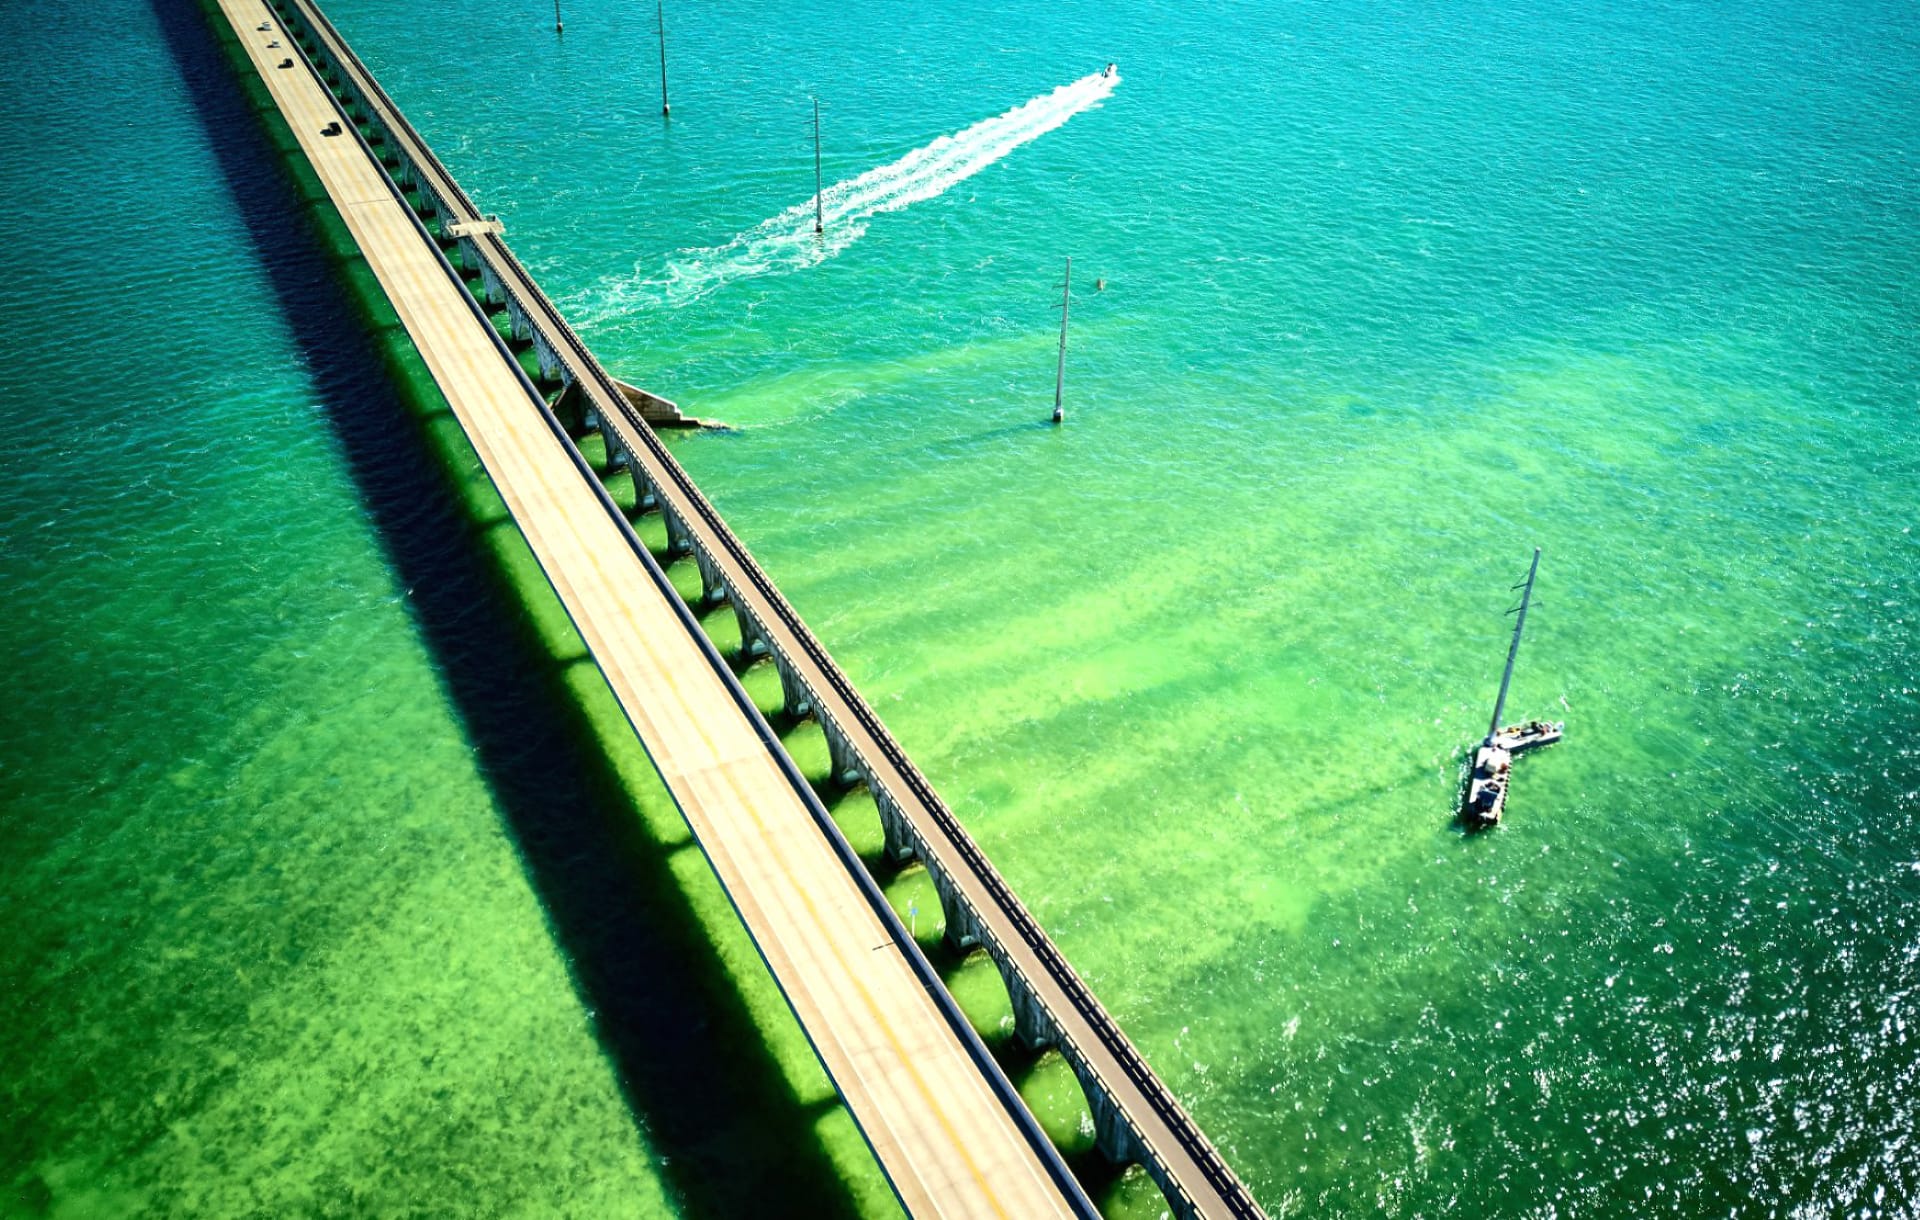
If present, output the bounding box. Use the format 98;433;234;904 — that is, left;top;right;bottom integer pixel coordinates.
229;1;1269;1216
216;2;1082;1215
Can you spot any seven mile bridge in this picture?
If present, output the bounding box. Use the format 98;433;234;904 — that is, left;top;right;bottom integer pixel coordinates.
214;0;1267;1215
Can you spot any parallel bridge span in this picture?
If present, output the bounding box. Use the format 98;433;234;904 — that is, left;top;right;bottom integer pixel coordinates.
231;1;1268;1214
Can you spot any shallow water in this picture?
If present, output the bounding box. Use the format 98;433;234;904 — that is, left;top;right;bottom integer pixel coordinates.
6;0;1919;1214
1;2;885;1216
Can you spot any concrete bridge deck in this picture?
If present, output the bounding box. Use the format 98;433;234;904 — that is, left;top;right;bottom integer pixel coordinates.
215;3;1079;1215
221;0;1270;1215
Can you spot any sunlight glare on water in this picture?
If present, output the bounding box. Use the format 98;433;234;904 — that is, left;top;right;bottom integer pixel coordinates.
3;0;1916;1213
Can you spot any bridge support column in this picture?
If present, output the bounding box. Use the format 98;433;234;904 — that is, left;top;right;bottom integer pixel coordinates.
818;716;865;788
692;548;728;607
661;510;694;560
478;260;505;307
929;868;978;951
768;654;812;717
506;298;533;343
871;787;916;863
1068;1059;1149;1167
735;609;770;664
416;183;442;231
603;429;631;474
532;332;564;384
1002;966;1058;1051
631;470;659;514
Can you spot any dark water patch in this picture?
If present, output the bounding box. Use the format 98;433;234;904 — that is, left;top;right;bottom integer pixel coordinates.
148;2;873;1214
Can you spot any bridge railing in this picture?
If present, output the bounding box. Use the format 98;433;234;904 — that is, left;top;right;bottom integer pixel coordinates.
263;6;1266;1215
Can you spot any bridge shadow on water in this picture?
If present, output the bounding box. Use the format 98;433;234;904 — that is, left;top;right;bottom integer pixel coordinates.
153;3;871;1216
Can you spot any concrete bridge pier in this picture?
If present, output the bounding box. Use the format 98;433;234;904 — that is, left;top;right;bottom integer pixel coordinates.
1001;965;1060;1051
734;607;772;666
339;79;369;126
631;474;659;514
477;259;505;307
531;329;565;385
1067;1056;1149;1168
412;180;441;228
930;868;981;952
599;425;632;475
870;787;917;863
661;509;695;560
692;548;728;608
767;653;813;718
816;715;867;788
504;296;533;344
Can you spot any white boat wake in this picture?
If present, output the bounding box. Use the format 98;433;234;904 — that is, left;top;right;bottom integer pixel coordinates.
582;69;1120;314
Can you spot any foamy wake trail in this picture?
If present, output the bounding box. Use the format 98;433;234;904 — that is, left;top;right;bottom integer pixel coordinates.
582;70;1119;314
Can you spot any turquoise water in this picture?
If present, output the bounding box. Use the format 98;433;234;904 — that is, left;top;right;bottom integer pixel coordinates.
6;0;1919;1214
1;2;890;1215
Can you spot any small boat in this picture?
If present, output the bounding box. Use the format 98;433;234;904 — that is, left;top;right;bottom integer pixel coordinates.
1458;548;1561;829
1461;740;1512;829
1462;719;1563;829
1491;718;1564;754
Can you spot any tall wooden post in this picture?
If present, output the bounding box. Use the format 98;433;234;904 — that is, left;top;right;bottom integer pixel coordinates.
1052;256;1071;424
656;0;670;116
813;98;824;234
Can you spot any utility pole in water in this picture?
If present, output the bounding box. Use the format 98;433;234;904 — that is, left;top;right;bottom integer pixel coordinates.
553;0;563;33
1052;257;1072;424
812;98;825;235
656;0;670;116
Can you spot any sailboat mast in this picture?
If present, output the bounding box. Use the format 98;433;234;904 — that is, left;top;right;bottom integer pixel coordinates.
1488;546;1541;740
1052;256;1071;423
813;98;824;235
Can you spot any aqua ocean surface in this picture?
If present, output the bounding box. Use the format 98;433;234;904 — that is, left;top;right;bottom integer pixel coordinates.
3;0;1917;1214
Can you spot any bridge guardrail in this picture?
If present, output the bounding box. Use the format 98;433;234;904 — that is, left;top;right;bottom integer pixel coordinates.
265;6;1265;1214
